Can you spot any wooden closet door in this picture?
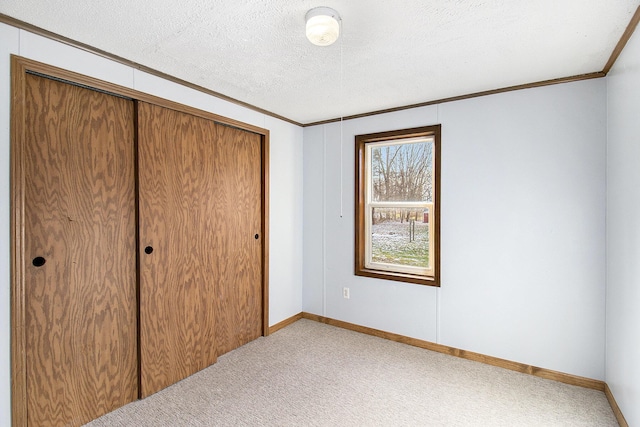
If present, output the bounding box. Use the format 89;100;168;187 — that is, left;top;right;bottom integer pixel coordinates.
210;117;263;357
23;74;138;426
137;102;263;397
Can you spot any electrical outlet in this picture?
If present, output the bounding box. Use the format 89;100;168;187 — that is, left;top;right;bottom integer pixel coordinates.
343;287;350;299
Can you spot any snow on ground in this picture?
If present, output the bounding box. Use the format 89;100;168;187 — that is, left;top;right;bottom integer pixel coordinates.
371;220;429;267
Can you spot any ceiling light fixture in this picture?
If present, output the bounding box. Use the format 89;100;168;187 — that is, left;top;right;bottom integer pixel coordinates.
305;6;341;46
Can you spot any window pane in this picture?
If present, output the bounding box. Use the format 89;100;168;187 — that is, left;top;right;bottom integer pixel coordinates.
370;207;430;269
371;139;433;203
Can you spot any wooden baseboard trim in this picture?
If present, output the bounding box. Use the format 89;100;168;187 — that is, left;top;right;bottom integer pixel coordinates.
605;383;629;427
300;312;605;391
273;313;625;421
268;313;304;334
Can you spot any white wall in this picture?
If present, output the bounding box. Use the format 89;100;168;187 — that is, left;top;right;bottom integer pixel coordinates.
304;106;442;342
606;23;640;426
0;22;304;426
303;79;607;380
266;115;304;325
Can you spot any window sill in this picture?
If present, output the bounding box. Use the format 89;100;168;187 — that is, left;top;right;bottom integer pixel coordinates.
355;267;440;287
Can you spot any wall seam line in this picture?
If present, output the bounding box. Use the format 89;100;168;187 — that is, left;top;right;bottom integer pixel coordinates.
603;74;609;383
322;125;327;317
435;103;441;345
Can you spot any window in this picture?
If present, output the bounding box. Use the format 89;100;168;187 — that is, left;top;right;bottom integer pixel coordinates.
355;125;440;286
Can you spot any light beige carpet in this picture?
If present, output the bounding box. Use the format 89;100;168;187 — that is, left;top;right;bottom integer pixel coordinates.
86;319;617;426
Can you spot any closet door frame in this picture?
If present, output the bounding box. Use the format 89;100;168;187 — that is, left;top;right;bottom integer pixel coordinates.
10;55;271;427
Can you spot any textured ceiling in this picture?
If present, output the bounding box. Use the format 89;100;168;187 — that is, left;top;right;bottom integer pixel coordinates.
1;1;639;124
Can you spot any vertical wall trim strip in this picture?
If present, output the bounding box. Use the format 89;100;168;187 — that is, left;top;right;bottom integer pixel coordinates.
339;25;344;219
435;104;441;344
322;125;327;316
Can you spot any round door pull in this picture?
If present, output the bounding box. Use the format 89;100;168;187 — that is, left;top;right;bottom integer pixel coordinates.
144;246;154;254
32;256;46;267
254;234;259;239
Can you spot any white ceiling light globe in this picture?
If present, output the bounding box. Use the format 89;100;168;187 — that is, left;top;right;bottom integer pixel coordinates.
306;7;341;46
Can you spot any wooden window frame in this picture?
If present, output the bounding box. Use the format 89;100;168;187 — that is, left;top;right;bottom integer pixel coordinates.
355;125;441;287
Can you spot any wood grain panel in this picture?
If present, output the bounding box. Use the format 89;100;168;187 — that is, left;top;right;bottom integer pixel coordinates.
138;102;262;396
211;124;263;356
12;57;270;425
23;73;138;426
7;56;273;136
137;101;216;397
